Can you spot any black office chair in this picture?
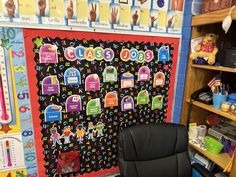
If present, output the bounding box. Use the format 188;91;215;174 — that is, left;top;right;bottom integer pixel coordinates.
117;123;215;177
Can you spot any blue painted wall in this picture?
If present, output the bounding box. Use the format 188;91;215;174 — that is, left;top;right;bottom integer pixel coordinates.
173;0;193;123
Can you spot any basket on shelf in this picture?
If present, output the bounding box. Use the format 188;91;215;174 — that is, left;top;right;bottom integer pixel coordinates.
205;136;224;154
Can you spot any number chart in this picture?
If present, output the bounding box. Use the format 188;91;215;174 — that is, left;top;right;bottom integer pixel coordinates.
0;27;38;177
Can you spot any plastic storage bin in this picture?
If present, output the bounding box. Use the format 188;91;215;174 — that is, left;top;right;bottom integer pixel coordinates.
205;136;224;154
228;93;236;104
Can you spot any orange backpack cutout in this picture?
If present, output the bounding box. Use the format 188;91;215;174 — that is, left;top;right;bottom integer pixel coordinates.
104;92;118;108
153;72;165;87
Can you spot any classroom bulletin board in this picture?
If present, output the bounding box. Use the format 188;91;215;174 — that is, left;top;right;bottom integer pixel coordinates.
23;29;180;176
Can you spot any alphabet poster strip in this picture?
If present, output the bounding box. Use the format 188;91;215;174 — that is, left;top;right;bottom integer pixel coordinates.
25;29;179;177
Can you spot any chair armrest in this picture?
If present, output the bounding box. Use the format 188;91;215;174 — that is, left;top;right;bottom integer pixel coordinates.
192;163;215;177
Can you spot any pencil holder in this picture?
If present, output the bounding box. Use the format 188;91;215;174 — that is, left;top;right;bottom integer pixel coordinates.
213;94;227;109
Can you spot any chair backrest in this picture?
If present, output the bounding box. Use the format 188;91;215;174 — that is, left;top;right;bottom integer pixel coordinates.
118;123;192;177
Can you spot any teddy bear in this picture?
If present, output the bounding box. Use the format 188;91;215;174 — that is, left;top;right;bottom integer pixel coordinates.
190;33;219;65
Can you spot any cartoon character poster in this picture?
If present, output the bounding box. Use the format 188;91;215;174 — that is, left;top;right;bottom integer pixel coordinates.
24;29;179;176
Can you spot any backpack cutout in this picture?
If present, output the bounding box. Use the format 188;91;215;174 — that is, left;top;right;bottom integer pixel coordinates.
45;104;62;122
152;95;163;110
104;92;118;108
138;66;151;81
103;66;118;82
86;98;101;115
42;76;60;95
158;46;169;62
64;68;81;86
85;74;100;91
121;72;134;89
137;90;149;105
39;44;58;63
153;72;165;87
121;96;134;111
66;95;82;113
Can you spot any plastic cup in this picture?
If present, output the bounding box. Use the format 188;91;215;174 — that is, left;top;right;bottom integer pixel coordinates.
213;94;227;109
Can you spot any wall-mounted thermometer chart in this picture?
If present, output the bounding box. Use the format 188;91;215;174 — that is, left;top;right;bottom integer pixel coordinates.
0;46;14;125
0;134;25;171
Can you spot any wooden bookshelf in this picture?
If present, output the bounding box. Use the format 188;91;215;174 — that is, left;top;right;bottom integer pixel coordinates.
190;142;231;170
181;6;236;176
192;7;236;26
191;64;236;73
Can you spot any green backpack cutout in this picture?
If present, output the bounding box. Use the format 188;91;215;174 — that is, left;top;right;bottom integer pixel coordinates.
152;95;163;110
86;98;101;115
137;90;149;105
103;66;117;82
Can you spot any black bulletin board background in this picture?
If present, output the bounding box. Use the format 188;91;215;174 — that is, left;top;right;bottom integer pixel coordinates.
33;37;174;176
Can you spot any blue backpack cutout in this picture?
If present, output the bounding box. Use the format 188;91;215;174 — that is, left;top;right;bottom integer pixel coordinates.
64;68;81;85
158;46;169;62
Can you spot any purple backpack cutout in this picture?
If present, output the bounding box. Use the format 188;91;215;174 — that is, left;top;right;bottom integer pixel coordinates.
42;76;60;95
66;95;82;113
121;96;134;111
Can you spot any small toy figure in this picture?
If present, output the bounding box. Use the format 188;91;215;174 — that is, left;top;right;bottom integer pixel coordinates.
96;122;105;137
87;122;96;141
61;126;74;144
75;124;86;143
190;33;219;65
50;127;62;147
